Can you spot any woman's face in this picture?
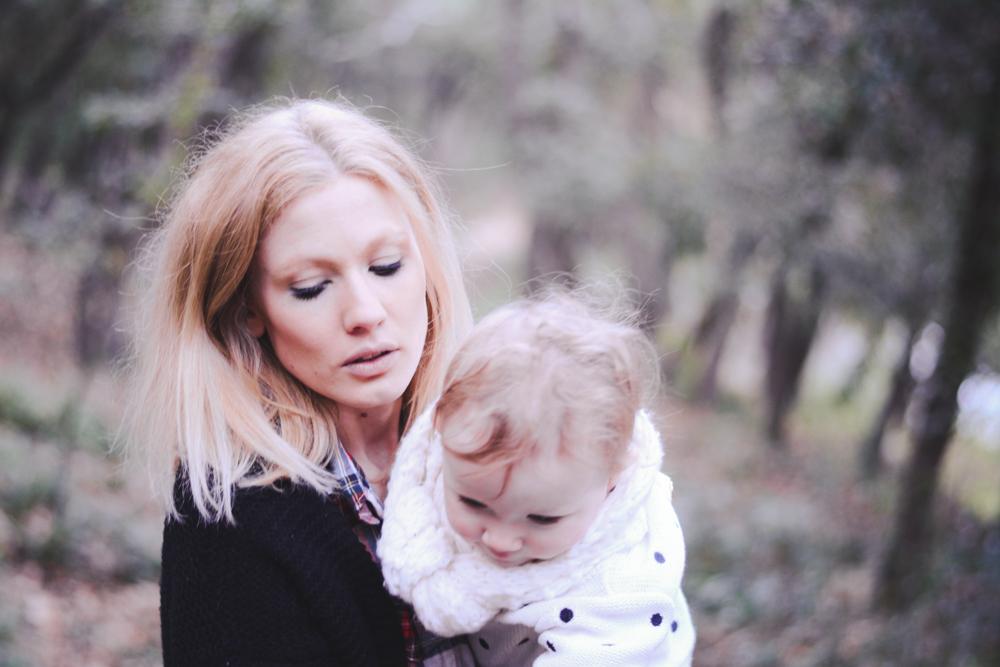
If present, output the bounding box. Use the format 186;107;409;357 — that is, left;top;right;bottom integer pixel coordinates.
248;175;428;414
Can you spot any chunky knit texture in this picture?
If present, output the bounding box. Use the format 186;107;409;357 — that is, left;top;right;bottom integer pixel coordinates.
160;477;407;666
379;408;695;665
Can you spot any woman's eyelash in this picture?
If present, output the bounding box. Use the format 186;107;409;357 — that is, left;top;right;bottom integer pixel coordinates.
528;515;562;526
371;260;402;277
289;261;398;300
459;496;487;510
290;281;330;301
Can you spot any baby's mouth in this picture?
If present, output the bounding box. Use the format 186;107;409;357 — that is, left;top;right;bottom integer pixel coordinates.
485;547;520;563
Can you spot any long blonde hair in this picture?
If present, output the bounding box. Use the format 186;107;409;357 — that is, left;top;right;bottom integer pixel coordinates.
127;98;471;522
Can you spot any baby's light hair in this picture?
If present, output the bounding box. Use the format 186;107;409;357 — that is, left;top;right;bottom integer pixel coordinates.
434;288;659;478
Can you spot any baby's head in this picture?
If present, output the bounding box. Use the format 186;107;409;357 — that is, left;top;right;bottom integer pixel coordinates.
434;292;657;566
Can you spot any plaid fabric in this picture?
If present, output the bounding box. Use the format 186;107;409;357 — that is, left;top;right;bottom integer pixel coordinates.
329;444;383;553
330;444;473;666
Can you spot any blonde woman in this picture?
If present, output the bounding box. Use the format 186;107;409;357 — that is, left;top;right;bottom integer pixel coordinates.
128;99;474;666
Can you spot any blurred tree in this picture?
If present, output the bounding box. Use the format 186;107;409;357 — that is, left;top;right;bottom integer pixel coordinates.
858;320;919;479
0;0;123;183
761;214;829;446
725;0;995;607
681;4;747;403
686;229;756;403
835;316;884;406
737;0;999;600
876;39;1000;609
702;4;735;138
498;2;671;294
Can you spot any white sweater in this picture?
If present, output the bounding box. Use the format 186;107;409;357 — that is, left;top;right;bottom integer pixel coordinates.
378;409;695;666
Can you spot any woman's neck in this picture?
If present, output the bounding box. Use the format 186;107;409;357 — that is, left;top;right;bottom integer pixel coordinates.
337;402;401;490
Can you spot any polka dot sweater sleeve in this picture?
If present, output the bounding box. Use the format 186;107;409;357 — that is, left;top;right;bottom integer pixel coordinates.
500;587;693;667
473;475;695;667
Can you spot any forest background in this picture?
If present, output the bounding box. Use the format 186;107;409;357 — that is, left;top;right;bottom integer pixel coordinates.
1;1;999;665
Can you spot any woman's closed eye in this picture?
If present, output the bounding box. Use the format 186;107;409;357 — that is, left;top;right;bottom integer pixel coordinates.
288;259;399;300
371;259;402;277
290;280;331;301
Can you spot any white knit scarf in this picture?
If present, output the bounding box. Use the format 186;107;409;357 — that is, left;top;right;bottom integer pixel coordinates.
378;407;669;636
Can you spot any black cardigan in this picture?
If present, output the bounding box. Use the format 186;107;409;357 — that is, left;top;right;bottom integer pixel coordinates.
160;478;407;666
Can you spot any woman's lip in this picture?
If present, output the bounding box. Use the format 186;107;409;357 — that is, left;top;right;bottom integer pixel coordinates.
343;349;397;378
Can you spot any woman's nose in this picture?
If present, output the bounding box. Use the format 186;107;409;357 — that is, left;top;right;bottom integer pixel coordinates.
481;526;523;553
342;276;387;333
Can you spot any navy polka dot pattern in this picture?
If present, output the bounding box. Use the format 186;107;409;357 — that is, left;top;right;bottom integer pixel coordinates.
517;637;530;646
654;551;665;564
546;640;556;652
479;637;490;650
651;613;663;627
560;608;574;623
671;620;679;632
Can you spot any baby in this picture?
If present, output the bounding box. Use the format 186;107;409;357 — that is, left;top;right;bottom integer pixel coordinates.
379;294;695;666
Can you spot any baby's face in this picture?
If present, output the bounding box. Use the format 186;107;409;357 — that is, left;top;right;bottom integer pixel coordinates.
441;446;613;567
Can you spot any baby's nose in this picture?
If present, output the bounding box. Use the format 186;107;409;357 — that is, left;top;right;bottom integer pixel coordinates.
482;528;523;553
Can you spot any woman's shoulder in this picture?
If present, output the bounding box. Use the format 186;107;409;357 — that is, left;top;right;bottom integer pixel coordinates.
163;474;380;596
168;474;352;545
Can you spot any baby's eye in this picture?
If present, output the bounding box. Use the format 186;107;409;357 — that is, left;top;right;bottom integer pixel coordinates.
458;496;487;510
528;515;562;526
290;280;331;301
371;260;402;277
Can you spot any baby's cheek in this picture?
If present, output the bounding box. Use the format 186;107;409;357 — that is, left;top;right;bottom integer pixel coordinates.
532;522;586;560
444;500;478;543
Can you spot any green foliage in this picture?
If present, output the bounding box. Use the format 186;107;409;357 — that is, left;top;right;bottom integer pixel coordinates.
0;385;109;455
0;386;51;439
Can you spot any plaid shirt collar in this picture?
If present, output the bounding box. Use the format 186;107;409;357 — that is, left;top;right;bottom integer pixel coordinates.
329;441;474;666
329;441;384;526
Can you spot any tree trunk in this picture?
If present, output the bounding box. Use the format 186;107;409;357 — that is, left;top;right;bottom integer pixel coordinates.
633;241;672;336
858;323;919;479
525;221;577;288
612;202;674;335
702;6;736;138
690;231;757;402
692;289;739;403
74;226;140;369
874;48;1000;609
836;318;885;406
763;261;827;446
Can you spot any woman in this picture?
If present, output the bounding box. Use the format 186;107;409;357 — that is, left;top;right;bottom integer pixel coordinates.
127;99;474;666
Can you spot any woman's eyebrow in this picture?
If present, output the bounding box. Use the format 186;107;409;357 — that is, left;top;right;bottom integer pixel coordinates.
362;229;409;256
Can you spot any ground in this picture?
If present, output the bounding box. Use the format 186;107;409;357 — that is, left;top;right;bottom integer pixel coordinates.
669;402;999;667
